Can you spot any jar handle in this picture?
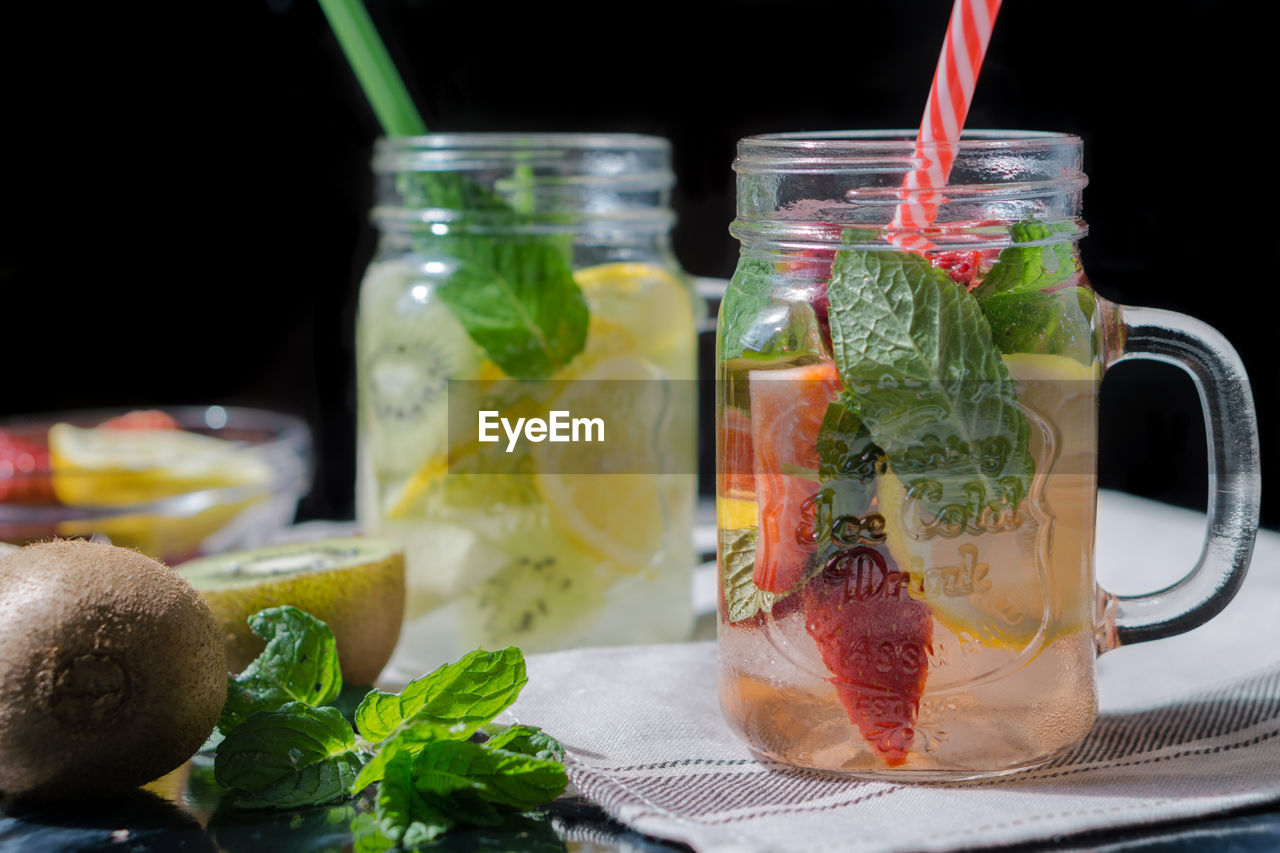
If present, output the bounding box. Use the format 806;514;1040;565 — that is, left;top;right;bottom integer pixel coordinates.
1097;304;1261;650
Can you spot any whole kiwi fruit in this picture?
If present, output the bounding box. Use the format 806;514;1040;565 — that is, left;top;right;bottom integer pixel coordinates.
0;539;227;800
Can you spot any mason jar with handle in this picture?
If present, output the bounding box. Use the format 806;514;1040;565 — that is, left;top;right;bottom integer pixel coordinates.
715;130;1260;779
357;133;699;677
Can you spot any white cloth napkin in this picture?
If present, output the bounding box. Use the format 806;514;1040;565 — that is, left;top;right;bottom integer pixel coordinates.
509;491;1280;852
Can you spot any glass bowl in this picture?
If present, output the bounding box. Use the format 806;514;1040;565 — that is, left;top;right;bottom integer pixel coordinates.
0;406;312;565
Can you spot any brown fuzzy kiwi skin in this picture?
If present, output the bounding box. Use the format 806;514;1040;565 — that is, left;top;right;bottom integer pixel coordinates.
187;545;405;685
0;540;227;801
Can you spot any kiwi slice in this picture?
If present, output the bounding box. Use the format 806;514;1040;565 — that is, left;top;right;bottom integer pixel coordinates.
456;525;613;654
357;261;482;479
178;538;405;685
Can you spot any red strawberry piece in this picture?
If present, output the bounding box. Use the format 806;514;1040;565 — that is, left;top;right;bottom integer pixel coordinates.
803;545;933;767
0;430;55;504
748;362;843;594
99;409;179;430
719;406;756;498
930;250;983;288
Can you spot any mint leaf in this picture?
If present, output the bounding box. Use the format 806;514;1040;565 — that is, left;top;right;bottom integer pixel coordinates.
482;724;565;762
815;394;882;487
827;246;1034;527
214;702;362;809
719;258;776;360
981;285;1097;357
220;606;343;731
350;813;399;853
398;171;510;215
720;258;826;361
972;220;1079;300
372;750;455;846
435;237;587;380
720;527;784;623
396;167;589;380
355;647;527;743
352;720;455;793
413;740;569;810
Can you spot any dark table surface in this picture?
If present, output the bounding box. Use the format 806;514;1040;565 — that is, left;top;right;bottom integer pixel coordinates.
2;755;1278;852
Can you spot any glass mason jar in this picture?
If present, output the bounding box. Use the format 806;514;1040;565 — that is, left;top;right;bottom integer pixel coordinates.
716;131;1259;778
357;133;699;677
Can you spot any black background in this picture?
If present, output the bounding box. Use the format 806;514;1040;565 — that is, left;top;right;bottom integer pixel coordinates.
3;0;1276;527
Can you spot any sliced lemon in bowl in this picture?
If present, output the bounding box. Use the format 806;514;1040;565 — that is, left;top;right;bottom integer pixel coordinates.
49;424;273;506
49;424;274;560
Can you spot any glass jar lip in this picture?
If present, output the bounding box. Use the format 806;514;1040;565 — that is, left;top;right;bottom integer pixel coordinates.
375;132;671;152
739;129;1080;147
735;129;1082;171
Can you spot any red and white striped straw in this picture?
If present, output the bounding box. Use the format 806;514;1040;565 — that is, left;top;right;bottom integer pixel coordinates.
891;0;1003;253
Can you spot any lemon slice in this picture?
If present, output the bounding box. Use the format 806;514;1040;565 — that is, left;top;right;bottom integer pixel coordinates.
49;424;272;506
876;353;1101;651
717;496;758;531
385;453;450;520
574;263;695;374
49;424;273;561
533;355;667;570
877;468;1046;650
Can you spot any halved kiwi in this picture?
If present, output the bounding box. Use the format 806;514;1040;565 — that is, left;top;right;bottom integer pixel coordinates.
178;538;405;685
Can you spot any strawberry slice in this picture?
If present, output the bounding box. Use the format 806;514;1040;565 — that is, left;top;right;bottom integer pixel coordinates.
802;545;933;766
930;249;983;287
718;406;756;499
99;409;180;430
748;362;842;593
0;430;55;504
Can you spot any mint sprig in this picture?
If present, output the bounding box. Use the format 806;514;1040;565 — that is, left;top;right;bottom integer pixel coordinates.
210;606;567;845
720;526;786;623
971;220;1079;301
219;606;343;731
400;172;589;380
214;702;362;809
434;238;587;380
825;243;1035;526
973;220;1095;358
354;647;528;744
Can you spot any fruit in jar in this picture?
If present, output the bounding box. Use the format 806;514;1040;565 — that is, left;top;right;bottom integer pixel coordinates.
747;361;842;593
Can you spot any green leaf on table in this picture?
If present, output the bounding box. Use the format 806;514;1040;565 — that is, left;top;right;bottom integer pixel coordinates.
413;739;569;810
213;702;362;810
435;237;587;380
971;220;1079;300
219;606;343;731
372;750;455;847
352;719;458;792
481;724;565;762
355;647;528;743
827;244;1034;529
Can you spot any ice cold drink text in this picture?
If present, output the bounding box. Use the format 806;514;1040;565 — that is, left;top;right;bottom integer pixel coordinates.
478;410;605;453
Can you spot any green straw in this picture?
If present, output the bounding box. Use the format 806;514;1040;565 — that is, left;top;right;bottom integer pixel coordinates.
317;0;426;137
